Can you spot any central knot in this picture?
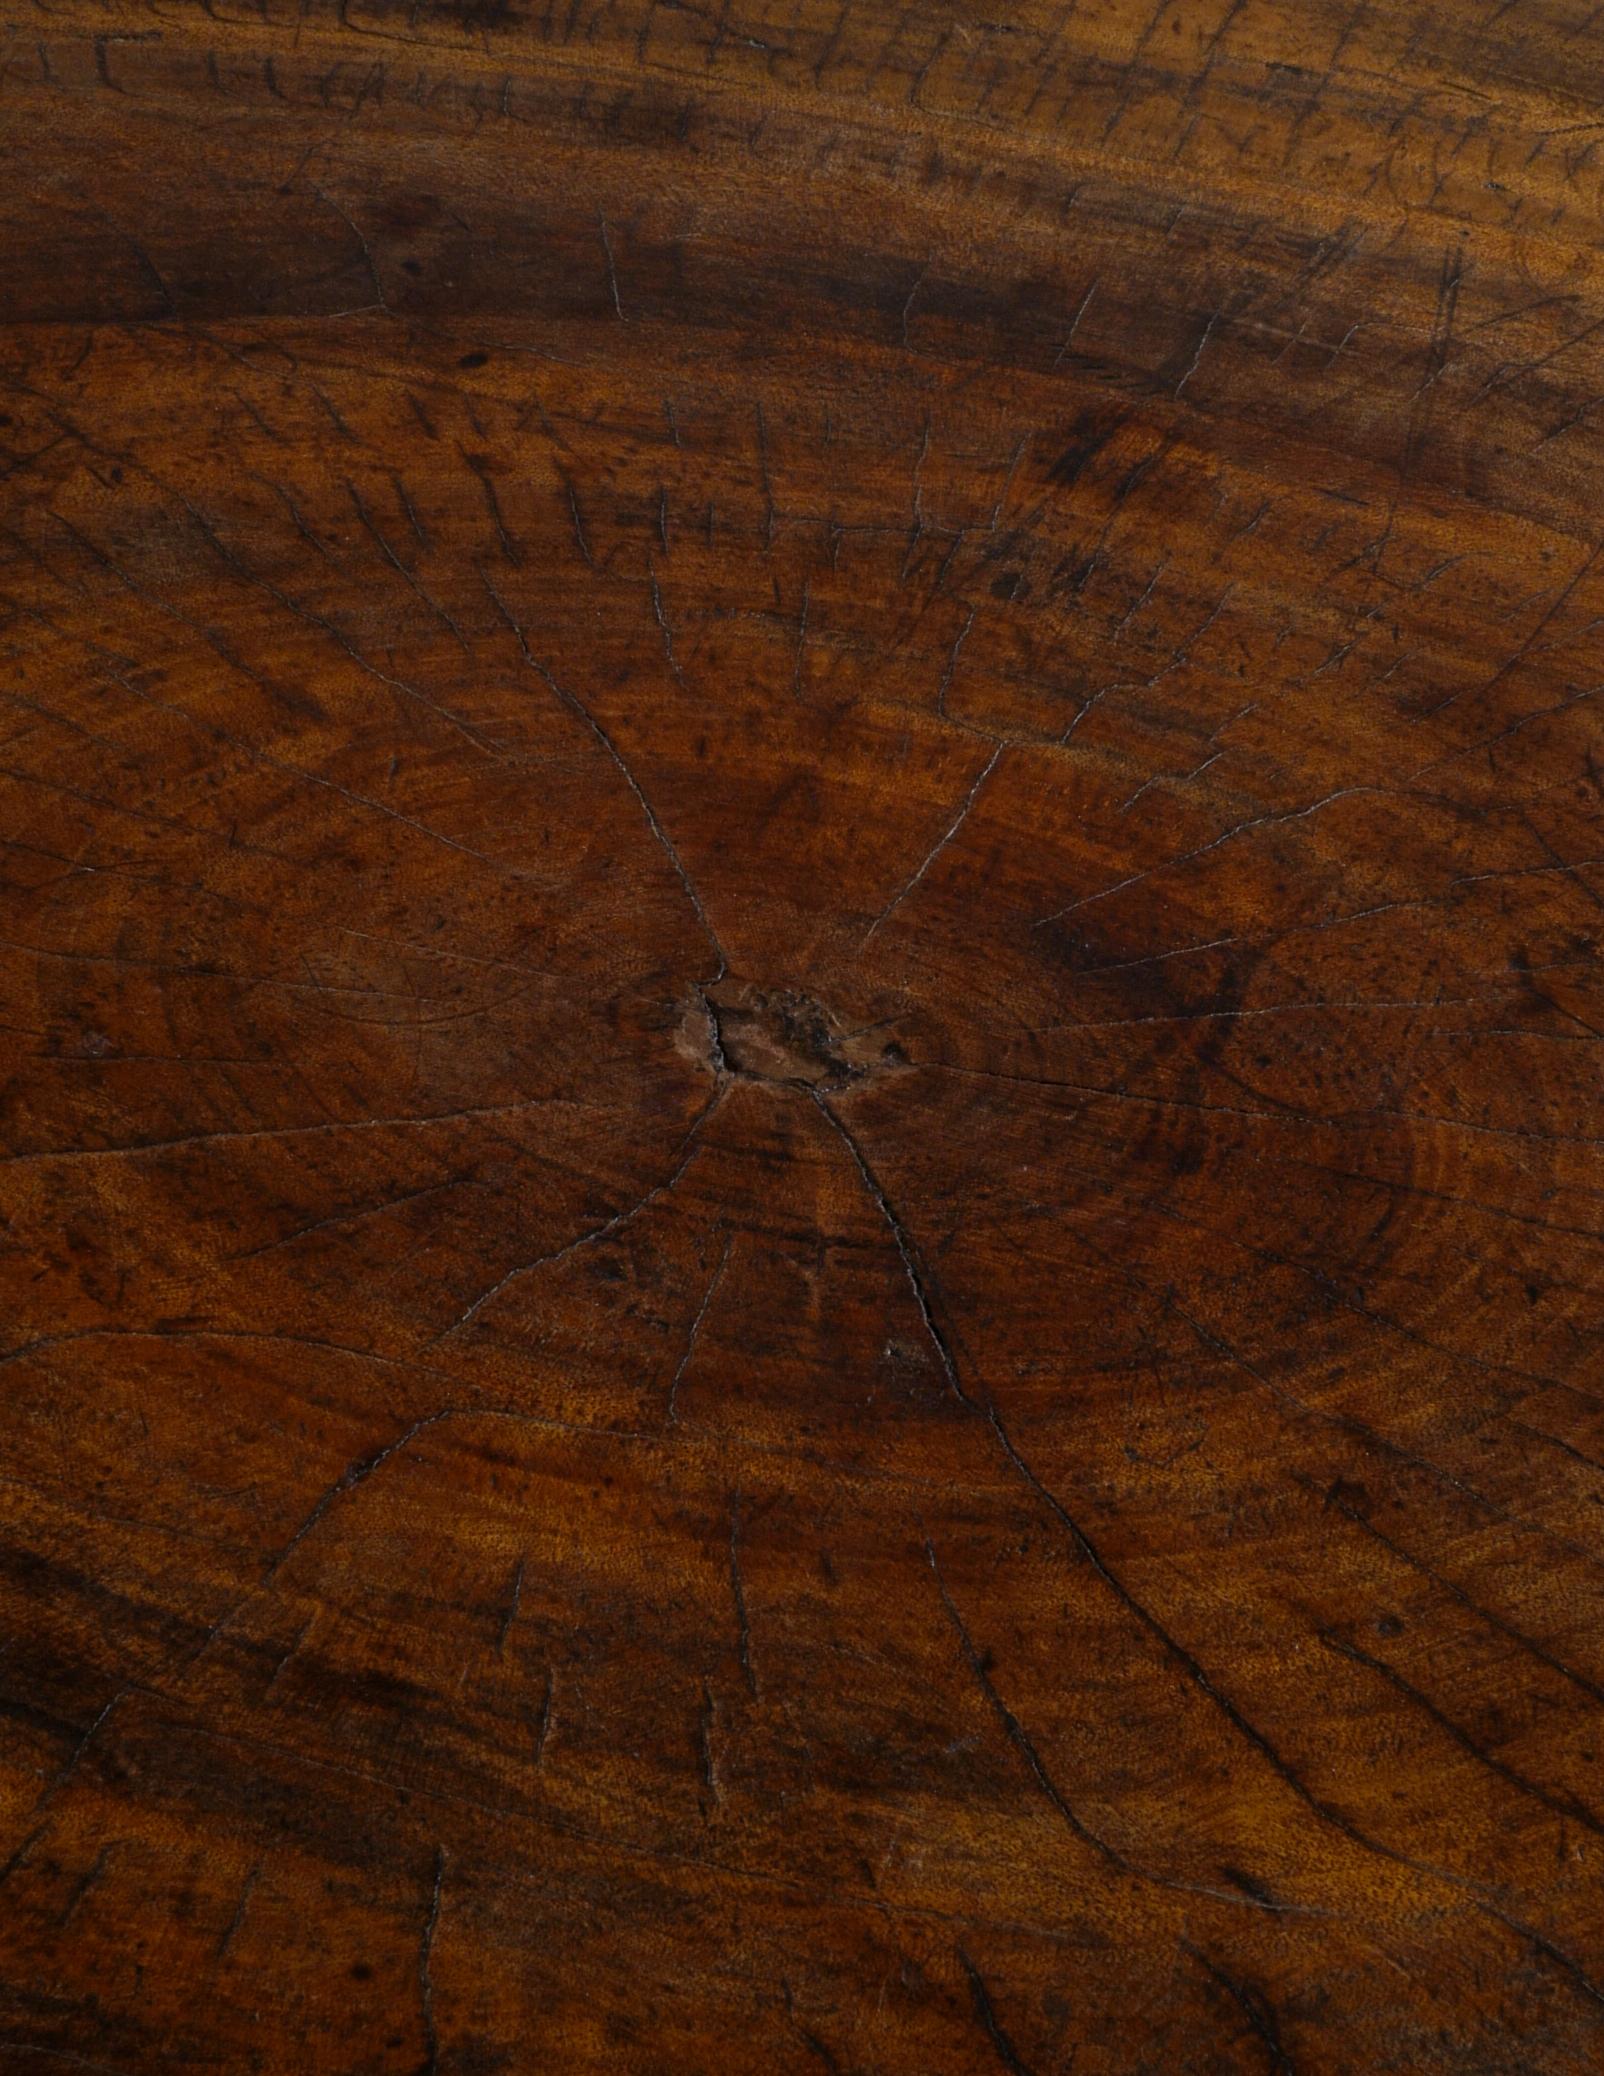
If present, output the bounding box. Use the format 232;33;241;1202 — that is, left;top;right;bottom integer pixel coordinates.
693;982;901;1092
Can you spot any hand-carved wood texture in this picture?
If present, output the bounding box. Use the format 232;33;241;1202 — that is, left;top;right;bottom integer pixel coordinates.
4;2;1604;2069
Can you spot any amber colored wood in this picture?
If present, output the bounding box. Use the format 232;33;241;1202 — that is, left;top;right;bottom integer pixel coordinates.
5;2;1604;2068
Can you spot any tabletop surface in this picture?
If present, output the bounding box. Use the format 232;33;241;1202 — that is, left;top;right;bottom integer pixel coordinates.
3;2;1604;2070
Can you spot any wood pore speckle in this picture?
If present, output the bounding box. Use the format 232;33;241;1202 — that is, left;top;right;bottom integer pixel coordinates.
3;2;1604;2069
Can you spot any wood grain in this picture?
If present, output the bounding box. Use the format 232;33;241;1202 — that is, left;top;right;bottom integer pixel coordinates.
4;1;1604;2068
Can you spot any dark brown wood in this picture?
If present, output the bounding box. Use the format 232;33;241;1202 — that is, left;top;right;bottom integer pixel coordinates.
4;2;1604;2068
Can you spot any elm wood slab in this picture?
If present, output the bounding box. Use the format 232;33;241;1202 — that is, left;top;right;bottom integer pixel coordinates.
4;3;1604;2072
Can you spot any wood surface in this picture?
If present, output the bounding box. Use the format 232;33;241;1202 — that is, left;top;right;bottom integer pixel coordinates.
4;1;1604;2068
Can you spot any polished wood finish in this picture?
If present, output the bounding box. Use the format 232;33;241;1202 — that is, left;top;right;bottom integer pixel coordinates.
5;2;1604;2069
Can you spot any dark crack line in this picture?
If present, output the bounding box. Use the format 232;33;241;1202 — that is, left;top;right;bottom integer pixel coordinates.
860;744;1002;946
420;1847;445;2075
0;1691;125;1876
649;561;688;687
1321;1630;1604;1840
344;476;469;649
810;1106;1567;1945
1034;787;1381;932
216;1861;261;1961
729;1491;758;1698
924;1538;1301;1916
668;1231;734;1424
496;1559;525;1654
431;1091;720;1345
958;1947;1039;2076
1311;1481;1604;1710
1182;1940;1295;2074
926;1539;1125;1871
57;1843;113;1931
812;1092;970;1408
598;210;627;322
37;498;533;865
781;1979;843;2071
936;606;976;715
0;1096;549;1174
816;1096;1356;1862
699;1679;721;1806
480;566;724;979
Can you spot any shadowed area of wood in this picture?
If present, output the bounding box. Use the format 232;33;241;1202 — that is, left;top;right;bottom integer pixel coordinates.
3;1;1604;2069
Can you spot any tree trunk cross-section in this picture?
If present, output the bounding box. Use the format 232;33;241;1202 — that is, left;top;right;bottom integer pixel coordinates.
3;1;1604;2069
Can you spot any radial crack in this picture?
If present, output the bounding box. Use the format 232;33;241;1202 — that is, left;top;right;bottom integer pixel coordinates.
480;566;724;977
431;1090;721;1345
926;1538;1125;1870
860;744;1001;945
811;1092;970;1407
